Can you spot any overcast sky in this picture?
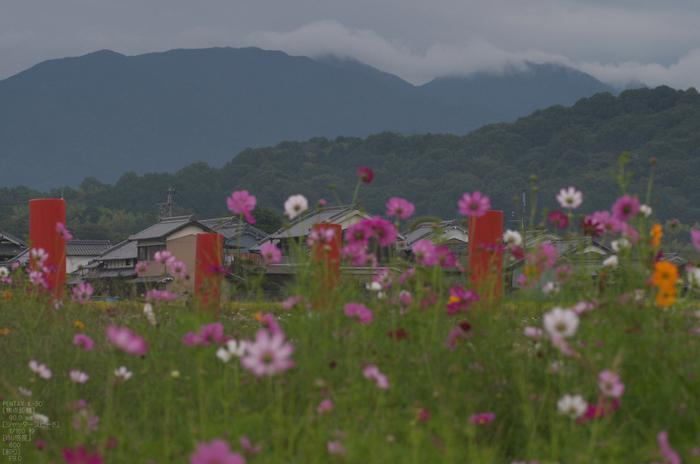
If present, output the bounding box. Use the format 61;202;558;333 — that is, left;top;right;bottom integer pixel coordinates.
2;0;700;89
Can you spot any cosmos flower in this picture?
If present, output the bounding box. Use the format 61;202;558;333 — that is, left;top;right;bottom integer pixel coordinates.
240;329;295;377
190;439;244;464
260;242;282;264
73;334;94;351
612;195;640;221
106;325;148;356
363;365;389;389
557;394;587;419
386;197;415;219
556;187;583;209
459;191;490;217
72;282;93;304
227;190;257;224
543;307;579;338
357;166;374;183
284;194;308;219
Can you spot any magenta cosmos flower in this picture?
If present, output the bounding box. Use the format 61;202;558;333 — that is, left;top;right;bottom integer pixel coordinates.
459;191;490;217
548;211;568;228
227;190;257;224
260;242;282;264
367;216;398;246
357;166;374;183
73;334;94;351
344;303;373;323
386;197;415;220
612;195;640;221
470;412;495;425
446;285;479;316
412;239;439;266
240;329;295;377
190;438;244;464
62;445;104;464
106;325;148;356
580;215;604;237
72;282;93;304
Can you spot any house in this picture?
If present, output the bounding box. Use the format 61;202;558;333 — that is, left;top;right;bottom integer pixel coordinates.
66;240;112;274
401;219;469;266
199;217;269;265
0;227;27;263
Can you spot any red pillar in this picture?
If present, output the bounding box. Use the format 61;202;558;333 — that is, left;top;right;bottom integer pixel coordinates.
468;210;503;301
311;223;341;309
29;199;67;295
195;233;223;311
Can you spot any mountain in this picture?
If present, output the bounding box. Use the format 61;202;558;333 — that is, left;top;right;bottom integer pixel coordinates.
0;47;630;189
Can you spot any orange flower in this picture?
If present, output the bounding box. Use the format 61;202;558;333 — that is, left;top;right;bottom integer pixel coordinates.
74;320;85;331
0;328;10;335
652;261;678;288
524;266;541;281
2;290;12;302
650;224;663;247
655;284;677;308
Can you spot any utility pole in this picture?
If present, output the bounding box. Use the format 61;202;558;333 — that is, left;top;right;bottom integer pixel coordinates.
157;188;178;218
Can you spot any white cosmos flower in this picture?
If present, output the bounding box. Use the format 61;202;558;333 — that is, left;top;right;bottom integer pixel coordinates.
32;413;49;425
0;267;8;277
543;307;579;338
611;239;630;252
639;204;652;217
18;387;32;397
114;366;133;381
284;194;309;220
70;370;89;383
556;187;583;209
216;339;248;363
557;394;587;419
542;281;560;295
603;255;618;267
29;360;52;379
504;230;523;246
143;303;157;326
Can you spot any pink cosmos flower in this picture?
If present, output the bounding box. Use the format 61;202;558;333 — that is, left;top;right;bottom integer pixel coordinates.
591;211;622;234
106;325;148;356
62;445;104;464
436;245;458;268
282;295;303;309
182;332;202;346
316;399;333;415
307;227;336;247
153;250;175;266
227;190;257;224
598;370;625;398
70;370;89;383
256;313;282;335
36;439;46;450
691;229;700;251
145;289;177;302
72;408;100;433
357;166;374;183
31;247;49;264
470;412;495;425
523;327;543;339
367;216;398;246
612;195;640;221
344;303;373;323
340;242;371;266
459;191;490;217
327;440;347;456
446;285;479;316
240;329;295;377
372;267;393;288
135;261;149;275
555;265;573;283
72;282;93;304
199;323;225;345
556;187;583;209
548;211;568;228
413;239;439;266
445;325;470;350
363;364;389;389
168;261;187;277
190;439;245;464
657;431;681;464
29;360;52;379
56;222;73;241
577;396;620;424
73;334;94;351
399;290;413;308
386;197;415;219
573;300;596;315
551;334;576;356
239;436;261;456
260;242;282;264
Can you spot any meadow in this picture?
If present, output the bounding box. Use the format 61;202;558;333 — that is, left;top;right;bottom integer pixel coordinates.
1;162;700;464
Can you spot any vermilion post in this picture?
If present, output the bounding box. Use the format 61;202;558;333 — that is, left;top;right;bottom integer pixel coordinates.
312;223;342;309
468;210;503;302
29;199;67;296
195;233;223;312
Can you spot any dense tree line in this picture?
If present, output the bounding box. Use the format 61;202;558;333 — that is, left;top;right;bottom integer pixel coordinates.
1;85;699;252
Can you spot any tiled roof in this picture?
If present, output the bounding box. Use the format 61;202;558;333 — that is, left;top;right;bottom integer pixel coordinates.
66;240;112;256
200;217;269;241
266;205;360;240
0;228;27;247
98;240;138;261
402;219;467;249
129;215;213;241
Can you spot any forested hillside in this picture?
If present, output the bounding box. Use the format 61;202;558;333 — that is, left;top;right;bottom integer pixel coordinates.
1;86;699;248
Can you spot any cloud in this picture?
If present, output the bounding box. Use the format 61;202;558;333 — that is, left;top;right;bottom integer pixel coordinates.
246;20;700;90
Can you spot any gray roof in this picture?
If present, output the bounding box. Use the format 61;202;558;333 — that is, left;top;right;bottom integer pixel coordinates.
89;269;137;278
98;240;138;261
66;240;112;256
129;215;214;241
266;205;362;240
402;219;468;250
0;228;27;247
200;217;269;242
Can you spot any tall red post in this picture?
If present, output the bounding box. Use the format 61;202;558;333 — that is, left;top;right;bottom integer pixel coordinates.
195;233;223;312
29;199;67;295
311;223;342;309
468;210;503;302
